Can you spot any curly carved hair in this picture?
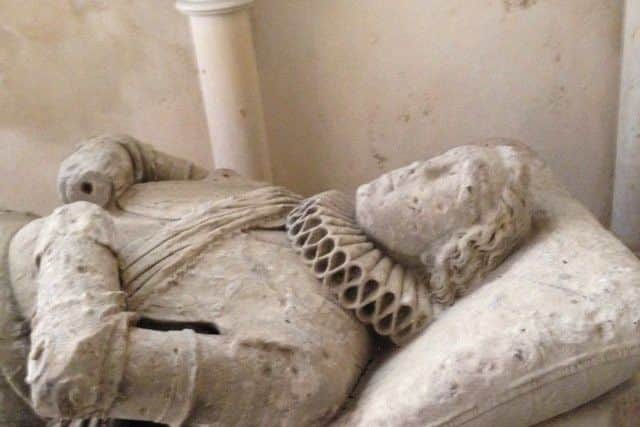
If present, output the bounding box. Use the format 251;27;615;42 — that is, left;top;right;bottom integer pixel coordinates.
426;148;532;305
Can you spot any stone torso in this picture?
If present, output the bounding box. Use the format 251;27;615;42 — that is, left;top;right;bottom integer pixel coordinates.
6;176;371;426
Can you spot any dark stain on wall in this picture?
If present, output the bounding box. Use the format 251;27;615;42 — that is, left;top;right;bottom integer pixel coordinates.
503;0;540;13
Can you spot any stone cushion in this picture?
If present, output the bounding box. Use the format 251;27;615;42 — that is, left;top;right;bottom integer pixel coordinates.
334;151;640;427
535;373;640;427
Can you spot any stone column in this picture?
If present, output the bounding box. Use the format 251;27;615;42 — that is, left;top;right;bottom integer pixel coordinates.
176;0;272;181
612;0;640;253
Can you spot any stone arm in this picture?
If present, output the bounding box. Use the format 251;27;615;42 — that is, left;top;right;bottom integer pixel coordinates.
57;135;209;208
26;202;288;426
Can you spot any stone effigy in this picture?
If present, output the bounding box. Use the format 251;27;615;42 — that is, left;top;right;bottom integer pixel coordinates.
3;135;371;426
286;145;532;344
1;135;639;427
335;142;640;427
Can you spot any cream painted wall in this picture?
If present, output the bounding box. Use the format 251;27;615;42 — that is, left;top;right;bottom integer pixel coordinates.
0;0;212;215
1;0;623;223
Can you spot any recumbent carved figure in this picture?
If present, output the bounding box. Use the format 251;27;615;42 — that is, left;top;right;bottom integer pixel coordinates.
0;136;532;426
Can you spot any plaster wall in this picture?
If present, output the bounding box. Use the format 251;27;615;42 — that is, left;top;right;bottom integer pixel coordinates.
0;0;623;223
0;0;211;215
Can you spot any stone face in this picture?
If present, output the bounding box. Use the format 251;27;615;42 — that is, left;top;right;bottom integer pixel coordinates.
333;147;640;427
356;145;531;265
356;144;532;306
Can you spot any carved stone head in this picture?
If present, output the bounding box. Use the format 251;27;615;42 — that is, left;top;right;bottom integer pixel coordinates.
356;144;532;304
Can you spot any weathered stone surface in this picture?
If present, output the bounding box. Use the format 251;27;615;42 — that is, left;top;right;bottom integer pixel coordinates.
285;190;433;344
0;374;41;427
58;135;208;208
334;147;640;427
356;144;532;306
27;202;130;419
356;145;531;265
5;141;371;425
535;374;640;427
129;230;370;425
4;138;640;426
284;144;534;344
